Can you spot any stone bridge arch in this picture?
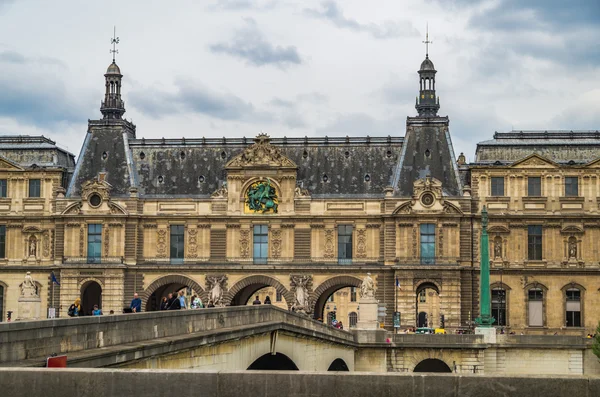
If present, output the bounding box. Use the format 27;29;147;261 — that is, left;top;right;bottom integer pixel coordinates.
224;275;294;307
405;349;455;373
141;274;206;311
310;275;362;320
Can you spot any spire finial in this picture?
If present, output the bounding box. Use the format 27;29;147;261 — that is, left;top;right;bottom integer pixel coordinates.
422;23;432;58
110;26;120;63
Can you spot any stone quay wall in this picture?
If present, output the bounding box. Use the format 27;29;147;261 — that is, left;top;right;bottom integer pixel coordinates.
1;368;599;397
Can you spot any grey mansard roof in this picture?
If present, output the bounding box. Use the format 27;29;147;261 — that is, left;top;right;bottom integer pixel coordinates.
0;135;75;169
129;136;403;198
475;130;600;164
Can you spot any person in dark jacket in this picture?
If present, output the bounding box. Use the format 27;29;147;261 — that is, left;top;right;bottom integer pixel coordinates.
252;296;261;305
160;296;169;311
264;296;272;304
130;293;142;313
167;292;181;310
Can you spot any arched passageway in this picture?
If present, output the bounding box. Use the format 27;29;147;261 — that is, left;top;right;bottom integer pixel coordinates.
327;358;349;371
142;275;206;311
146;283;189;311
244;286;288;309
415;282;440;328
311;276;362;323
247;353;299;370
413;358;452;373
226;276;293;308
81;281;102;316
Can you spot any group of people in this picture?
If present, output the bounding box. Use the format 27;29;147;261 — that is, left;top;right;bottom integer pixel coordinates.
252;295;271;305
67;298;113;317
158;290;211;310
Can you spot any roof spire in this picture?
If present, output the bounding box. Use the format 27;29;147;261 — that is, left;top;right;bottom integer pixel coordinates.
422;23;432;58
110;26;120;63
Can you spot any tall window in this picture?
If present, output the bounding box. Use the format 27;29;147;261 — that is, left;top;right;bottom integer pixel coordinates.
492;288;507;326
276;291;282;302
528;177;541;196
0;225;5;258
170;225;185;263
253;225;268;264
28;179;41;198
338;225;353;264
349;312;358;328
490;177;504;196
0;285;3;322
350;287;357;302
87;224;102;263
419;289;426;303
566;288;581;327
0;180;6;198
528;288;544;326
420;224;435;264
527;225;543;260
565;177;579;196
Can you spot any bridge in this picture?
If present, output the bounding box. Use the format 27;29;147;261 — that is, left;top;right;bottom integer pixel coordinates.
0;306;598;375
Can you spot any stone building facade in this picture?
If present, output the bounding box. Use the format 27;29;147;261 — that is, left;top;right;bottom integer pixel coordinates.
0;53;598;335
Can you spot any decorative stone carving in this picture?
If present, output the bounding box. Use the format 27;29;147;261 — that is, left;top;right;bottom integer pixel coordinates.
324;229;335;258
188;228;198;258
360;273;375;299
20;272;38;297
79;225;84;257
294;186;310;197
413;175;443;199
104;225;110;257
439;228;444;256
494;236;502;259
271;229;282;259
226;134;297;168
211;183;228;198
568;236;577;260
28;235;37;257
81;174;112;203
156;229;167;258
240;229;250;258
63;203;82;215
356;228;367;259
412;226;418;257
246;179;278;213
290;274;312;315
206;275;227;307
42;231;50;258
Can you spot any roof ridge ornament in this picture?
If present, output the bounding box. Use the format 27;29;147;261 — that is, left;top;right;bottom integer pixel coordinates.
110;26;120;63
226;133;297;169
422;23;432;58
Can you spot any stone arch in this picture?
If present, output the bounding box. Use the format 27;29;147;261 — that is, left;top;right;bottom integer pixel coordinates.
224;275;293;307
406;350;454;373
415;279;441;294
310;275;362;320
247;352;299;371
413;358;453;373
328;358;350;371
141;274;207;310
80;279;102;316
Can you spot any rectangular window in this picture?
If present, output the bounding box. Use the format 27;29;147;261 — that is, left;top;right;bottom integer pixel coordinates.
170;225;185;263
253;225;268;264
420;224;435;264
28;179;41;198
528;177;541;196
350;287;357;302
87;224;102;264
565;177;578;196
528;289;544;326
276;291;282;302
566;289;581;327
490;177;504;196
337;225;353;264
0;225;5;258
0;180;6;198
419;290;426;303
492;289;507;326
527;225;543;260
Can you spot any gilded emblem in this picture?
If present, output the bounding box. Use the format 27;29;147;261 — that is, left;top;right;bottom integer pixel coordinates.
245;179;278;213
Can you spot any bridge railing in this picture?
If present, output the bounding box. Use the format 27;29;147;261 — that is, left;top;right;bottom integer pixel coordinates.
0;306;351;365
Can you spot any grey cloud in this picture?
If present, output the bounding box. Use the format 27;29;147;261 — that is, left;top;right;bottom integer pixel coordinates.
0;51;91;126
209;19;302;67
305;1;419;39
207;0;277;11
269;97;294;108
378;75;416;105
317;113;404;136
130;79;266;122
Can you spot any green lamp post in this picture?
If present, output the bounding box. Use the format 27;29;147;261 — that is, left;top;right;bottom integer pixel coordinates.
475;205;495;327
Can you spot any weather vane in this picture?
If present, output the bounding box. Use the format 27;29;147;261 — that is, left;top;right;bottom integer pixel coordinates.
110;26;120;62
422;23;432;57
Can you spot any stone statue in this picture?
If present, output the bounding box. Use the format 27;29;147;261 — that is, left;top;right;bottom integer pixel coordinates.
294;186;310;197
494;237;502;259
21;272;38;297
360;273;375;299
206;275;227;306
28;237;37;257
568;238;577;259
211;183;228;198
290;275;311;314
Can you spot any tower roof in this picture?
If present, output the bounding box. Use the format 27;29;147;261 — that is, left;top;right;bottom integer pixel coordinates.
106;61;121;75
419;56;435;71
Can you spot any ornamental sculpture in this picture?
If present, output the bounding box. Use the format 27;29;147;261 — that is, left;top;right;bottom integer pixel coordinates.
360;273;375;299
206;275;227;307
290;275;312;315
246;179;278;213
20;272;38;297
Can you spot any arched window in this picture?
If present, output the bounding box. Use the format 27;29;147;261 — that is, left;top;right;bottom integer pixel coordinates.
566;288;581;327
528;288;544;326
492;288;507;326
349;312;358;328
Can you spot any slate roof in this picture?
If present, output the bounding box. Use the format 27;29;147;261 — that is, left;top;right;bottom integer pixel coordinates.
129;136;403;198
0;135;75;169
475;130;600;164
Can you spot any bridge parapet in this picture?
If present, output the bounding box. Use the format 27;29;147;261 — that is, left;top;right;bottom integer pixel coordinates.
0;306;352;365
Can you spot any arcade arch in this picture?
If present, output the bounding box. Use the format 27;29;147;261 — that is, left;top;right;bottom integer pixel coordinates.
415;281;441;328
81;280;102;316
142;275;206;312
311;276;362;323
225;275;293;307
413;358;452;373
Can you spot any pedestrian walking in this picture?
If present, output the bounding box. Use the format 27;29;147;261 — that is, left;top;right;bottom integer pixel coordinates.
160;296;169;310
178;290;187;309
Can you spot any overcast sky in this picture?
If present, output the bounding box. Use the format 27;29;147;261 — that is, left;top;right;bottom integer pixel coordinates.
0;0;598;161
